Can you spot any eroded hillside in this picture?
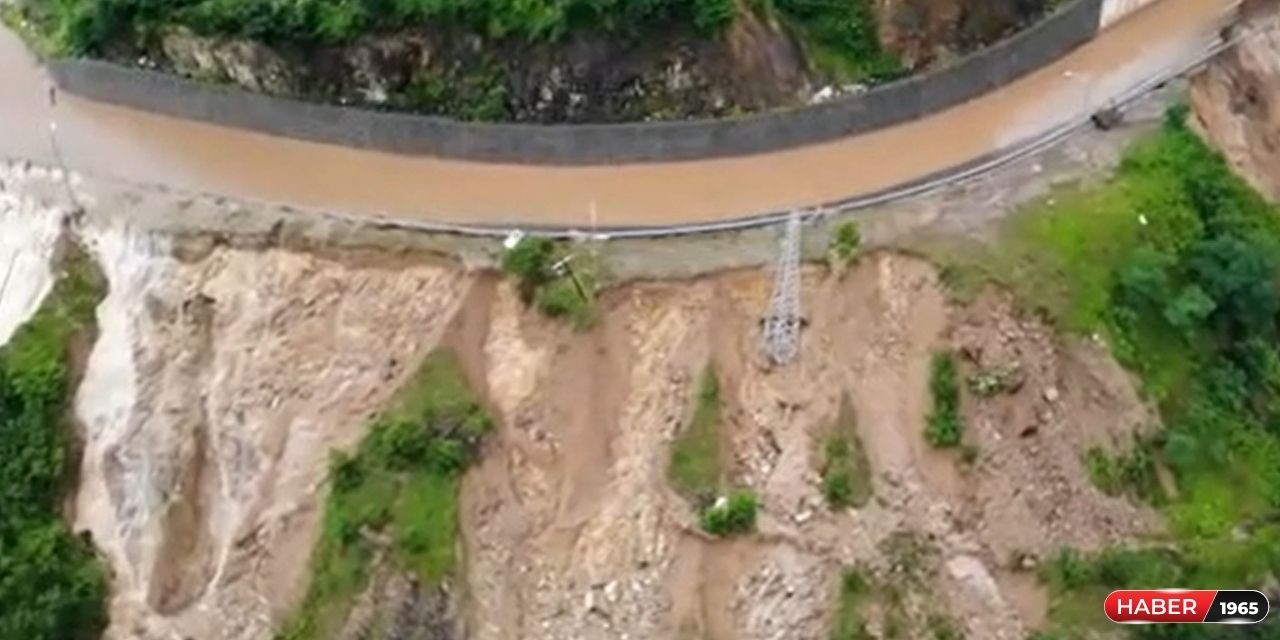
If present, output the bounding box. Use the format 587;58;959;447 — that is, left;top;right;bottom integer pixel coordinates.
8;205;1157;639
1190;0;1280;200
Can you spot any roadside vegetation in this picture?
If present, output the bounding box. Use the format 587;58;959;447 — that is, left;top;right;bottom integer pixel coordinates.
771;0;902;83
6;0;904;120
501;237;598;329
278;350;493;640
0;245;109;640
929;107;1280;638
924;351;963;448
828;220;864;274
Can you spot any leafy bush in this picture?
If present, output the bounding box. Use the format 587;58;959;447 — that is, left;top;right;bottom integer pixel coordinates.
699;490;758;536
924;351;963;447
828;221;863;271
502;236;557;296
0;250;108;640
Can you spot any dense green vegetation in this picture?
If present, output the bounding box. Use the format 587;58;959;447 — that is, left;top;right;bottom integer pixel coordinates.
924;351;963;448
933;108;1280;638
669;365;723;504
0;248;108;640
771;0;902;83
501;237;597;328
279;350;492;640
821;395;872;509
15;0;736;55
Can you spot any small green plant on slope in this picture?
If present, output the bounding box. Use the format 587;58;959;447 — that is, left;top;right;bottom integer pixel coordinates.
699;489;758;536
830;568;871;640
279;350;493;640
829;221;864;272
0;246;109;640
925;351;963;448
669;365;723;504
821;394;872;509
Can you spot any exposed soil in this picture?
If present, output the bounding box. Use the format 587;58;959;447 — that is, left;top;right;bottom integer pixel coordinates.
875;0;1053;70
72;223;473;639
459;251;1158;640
1189;0;1280;201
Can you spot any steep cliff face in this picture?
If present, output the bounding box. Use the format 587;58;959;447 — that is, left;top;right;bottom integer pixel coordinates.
0;164;66;344
72;226;472;639
1190;1;1280;201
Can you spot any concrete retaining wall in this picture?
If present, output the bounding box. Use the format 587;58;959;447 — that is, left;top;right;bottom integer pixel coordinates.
49;0;1104;165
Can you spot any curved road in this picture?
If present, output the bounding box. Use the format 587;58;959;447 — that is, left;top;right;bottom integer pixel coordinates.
0;0;1232;228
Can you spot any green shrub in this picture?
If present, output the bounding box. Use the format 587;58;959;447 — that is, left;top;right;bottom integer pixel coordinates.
699;490;758;536
924;352;962;448
828;221;863;271
502;236;557;296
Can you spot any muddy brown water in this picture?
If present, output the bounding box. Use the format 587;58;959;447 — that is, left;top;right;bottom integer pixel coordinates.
0;0;1230;227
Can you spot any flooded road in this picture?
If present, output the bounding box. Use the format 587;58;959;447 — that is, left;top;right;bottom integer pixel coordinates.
0;0;1232;227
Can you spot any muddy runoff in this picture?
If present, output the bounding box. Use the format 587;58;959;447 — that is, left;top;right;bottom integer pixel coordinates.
56;217;1157;638
0;0;1229;226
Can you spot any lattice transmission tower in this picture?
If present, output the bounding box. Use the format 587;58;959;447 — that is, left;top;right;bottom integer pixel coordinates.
761;210;804;365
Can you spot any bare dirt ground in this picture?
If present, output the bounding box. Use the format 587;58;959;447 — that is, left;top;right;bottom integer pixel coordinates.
458;252;1158;640
0;176;1165;639
72;222;473;640
1190;0;1280;201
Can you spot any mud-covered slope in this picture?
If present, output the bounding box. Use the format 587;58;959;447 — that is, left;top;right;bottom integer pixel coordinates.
72;225;472;639
1190;0;1280;200
460;253;1155;640
41;218;1157;639
0;164;67;344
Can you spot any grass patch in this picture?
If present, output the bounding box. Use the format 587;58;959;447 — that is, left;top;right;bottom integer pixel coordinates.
278;350;493;640
0;245;109;640
669;365;723;504
830;568;871;640
821;394;872;509
925;351;963;448
925;108;1280;638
